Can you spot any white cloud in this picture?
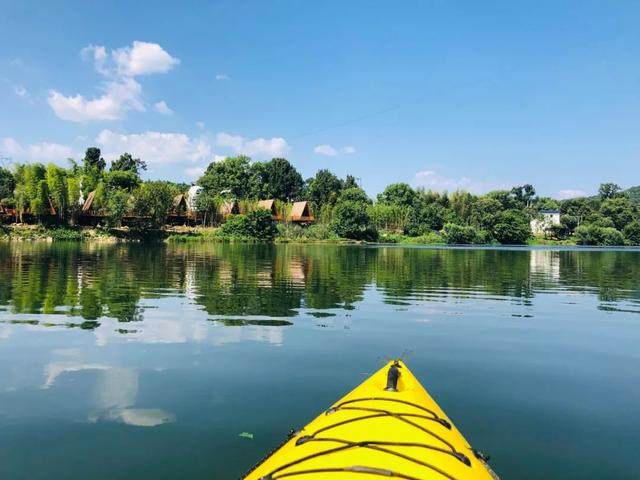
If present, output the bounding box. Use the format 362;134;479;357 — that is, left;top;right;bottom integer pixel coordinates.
96;129;213;165
557;189;587;199
341;146;356;154
50;41;178;123
81;44;109;75
14;85;27;98
2;137;22;156
1;137;75;162
215;74;229;81
154;100;173;115
214;155;227;162
185;166;205;178
48;78;143;122
216;132;289;157
314;144;338;156
112;41;180;76
314;144;356;156
412;169;502;193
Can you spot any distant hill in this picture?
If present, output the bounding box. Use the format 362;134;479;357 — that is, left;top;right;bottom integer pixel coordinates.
624;186;640;205
585;185;640;204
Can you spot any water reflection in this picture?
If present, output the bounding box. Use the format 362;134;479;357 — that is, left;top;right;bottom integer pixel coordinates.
1;243;639;335
1;243;639;480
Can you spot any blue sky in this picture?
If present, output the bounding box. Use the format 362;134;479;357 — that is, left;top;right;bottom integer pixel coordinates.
1;1;639;198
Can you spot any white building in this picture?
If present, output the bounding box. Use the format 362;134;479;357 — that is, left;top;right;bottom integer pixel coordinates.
530;209;561;235
186;185;203;212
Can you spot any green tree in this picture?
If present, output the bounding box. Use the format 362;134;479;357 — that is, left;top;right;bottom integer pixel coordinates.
110;152;147;175
406;203;445;235
83;147;106;173
219;209;278;239
304;169;343;207
510;184;536;208
199;156;252;198
105;170;140;191
442;223;478;244
45;164;68;221
252;158;303;201
106;189;131;227
330;198;377;240
377;183;418;208
599;197;635;230
470;197;503;231
575;225;624;246
598;182;621;200
339;186;371;204
493;210;531;244
623;221;640;245
0;167;15;200
134;182;175;228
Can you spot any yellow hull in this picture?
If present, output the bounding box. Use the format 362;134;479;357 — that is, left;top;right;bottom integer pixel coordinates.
242;360;498;479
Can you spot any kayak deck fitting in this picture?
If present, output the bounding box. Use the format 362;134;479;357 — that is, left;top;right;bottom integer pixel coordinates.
242;360;499;479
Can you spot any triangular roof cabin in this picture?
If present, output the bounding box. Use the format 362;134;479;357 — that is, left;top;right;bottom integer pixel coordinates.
172;193;188;213
257;199;282;220
257;199;276;213
290;201;313;222
218;200;239;217
81;191;96;214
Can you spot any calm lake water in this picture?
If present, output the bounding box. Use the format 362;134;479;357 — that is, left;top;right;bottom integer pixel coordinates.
0;243;638;479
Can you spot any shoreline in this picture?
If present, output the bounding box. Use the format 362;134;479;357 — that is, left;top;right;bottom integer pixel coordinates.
0;224;589;247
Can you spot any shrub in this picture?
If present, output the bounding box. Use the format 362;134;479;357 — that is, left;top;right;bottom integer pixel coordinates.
401;231;444;245
623;221;640;246
48;227;83;241
330;200;377;240
220;208;277;239
575;224;625;246
442;223;478;244
406;203;445;236
493;210;531;244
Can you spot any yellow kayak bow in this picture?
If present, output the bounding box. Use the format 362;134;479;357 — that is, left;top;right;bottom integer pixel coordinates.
242;360;499;480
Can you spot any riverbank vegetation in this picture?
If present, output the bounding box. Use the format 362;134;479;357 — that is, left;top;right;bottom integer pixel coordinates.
1;147;639;245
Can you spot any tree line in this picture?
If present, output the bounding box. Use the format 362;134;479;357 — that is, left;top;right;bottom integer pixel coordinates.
1;147;639;245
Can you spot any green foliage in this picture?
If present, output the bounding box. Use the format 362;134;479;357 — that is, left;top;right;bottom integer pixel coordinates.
622;221;640;246
45;164;67;219
575;225;625;246
304;169;343;207
625;186;640;205
406;203;445;235
400;231;444;245
133;182;175;228
83;147;106;172
198;156;253;198
339;187;371;204
330;199;377;241
510;184;536;208
0;166;15;200
251;158;303;201
598;182;621;200
599;197;636;230
369;203;413;232
377;183;418;208
442;223;479;244
105;170;140;191
106;189;132;227
219;209;277;239
110;152;146;174
492;210;531;245
48;227;83;241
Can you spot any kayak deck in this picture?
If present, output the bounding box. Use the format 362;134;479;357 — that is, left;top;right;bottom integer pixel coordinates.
242;360;498;480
